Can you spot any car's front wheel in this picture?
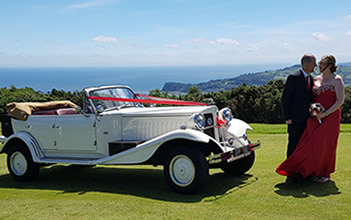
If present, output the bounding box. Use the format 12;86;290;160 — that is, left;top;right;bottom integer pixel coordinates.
164;147;209;194
7;144;40;181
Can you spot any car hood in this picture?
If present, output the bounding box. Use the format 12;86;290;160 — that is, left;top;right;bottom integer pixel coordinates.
100;105;217;117
98;105;217;141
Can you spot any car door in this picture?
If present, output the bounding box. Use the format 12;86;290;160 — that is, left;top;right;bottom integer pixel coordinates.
54;114;97;152
23;116;57;150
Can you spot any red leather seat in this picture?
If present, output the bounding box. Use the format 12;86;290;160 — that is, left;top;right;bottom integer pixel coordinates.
32;108;77;115
32;110;58;115
57;108;77;115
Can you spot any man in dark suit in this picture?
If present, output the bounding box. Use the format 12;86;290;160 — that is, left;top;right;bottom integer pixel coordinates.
282;54;316;159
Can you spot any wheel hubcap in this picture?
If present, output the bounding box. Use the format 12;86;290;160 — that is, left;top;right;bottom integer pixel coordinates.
169;155;195;187
10;152;27;176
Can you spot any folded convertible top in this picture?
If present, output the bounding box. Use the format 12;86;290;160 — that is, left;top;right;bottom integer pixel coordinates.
6;101;78;121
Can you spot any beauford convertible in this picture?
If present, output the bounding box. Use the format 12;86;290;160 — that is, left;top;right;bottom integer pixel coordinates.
0;85;260;194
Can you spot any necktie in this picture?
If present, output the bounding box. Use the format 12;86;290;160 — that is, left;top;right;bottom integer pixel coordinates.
306;76;311;89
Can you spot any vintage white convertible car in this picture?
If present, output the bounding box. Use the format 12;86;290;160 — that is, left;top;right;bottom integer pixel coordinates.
0;85;260;193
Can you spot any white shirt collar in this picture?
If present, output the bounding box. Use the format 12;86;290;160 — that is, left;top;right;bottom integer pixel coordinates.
301;69;309;78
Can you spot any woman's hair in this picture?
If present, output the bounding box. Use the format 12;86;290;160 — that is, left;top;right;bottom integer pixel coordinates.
323;55;338;73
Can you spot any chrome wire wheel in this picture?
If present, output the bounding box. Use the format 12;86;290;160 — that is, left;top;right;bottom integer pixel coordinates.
164;147;209;194
169;155;195;187
7;144;40;181
10;151;28;176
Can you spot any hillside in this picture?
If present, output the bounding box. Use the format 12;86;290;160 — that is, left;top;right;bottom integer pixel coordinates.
162;64;351;93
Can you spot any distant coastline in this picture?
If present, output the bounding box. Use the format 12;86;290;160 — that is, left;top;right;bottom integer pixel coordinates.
161;62;351;93
1;62;350;94
0;64;300;93
0;64;289;93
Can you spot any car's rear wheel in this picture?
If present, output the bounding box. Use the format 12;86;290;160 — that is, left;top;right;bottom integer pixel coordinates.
164;147;209;194
221;151;255;175
7;144;40;181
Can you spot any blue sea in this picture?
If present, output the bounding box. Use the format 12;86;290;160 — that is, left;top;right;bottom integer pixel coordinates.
0;64;288;93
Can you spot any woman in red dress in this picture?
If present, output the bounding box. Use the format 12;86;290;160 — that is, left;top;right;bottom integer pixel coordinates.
276;55;345;183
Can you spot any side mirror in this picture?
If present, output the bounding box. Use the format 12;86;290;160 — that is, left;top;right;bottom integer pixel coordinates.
96;105;105;113
75;106;82;113
75;106;90;117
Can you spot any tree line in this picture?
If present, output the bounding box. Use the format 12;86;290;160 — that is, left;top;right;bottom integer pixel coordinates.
1;81;350;123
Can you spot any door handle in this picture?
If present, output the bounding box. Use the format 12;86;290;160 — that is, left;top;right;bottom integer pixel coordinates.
52;124;62;129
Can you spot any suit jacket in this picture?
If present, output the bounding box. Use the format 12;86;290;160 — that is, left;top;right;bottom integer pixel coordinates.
281;70;314;124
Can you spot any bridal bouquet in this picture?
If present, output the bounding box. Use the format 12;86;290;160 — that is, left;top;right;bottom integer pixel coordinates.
309;103;325;124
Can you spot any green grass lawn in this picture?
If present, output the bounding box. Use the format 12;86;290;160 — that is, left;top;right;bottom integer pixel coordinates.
0;125;350;219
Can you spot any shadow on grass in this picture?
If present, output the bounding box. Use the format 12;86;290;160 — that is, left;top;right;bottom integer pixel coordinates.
274;179;341;198
0;165;257;202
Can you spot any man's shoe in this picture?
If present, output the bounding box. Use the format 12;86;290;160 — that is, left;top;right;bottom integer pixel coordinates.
316;176;330;183
309;176;330;183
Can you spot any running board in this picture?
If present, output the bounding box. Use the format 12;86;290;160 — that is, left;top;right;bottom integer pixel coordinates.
39;157;101;165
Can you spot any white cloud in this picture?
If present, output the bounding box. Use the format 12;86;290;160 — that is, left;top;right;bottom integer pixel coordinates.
312;32;331;41
279;43;294;50
67;0;118;9
165;44;179;49
346;31;351;36
247;44;259;52
92;36;119;43
185;37;239;46
188;37;209;44
214;38;240;46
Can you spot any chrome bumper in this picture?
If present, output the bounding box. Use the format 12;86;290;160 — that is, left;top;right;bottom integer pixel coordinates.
207;141;260;165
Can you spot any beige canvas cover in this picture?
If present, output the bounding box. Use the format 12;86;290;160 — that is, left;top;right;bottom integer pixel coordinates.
6;101;78;121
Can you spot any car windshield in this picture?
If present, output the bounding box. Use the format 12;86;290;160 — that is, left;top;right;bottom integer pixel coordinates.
89;87;136;111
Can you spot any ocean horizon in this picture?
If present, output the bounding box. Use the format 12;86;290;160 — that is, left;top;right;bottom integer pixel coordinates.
0;64;289;93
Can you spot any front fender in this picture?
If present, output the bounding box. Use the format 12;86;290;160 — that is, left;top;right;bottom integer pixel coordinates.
0;131;44;162
226;118;252;137
100;129;222;165
0;135;7;145
154;129;213;144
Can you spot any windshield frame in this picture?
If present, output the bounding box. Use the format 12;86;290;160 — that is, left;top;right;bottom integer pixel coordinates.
84;85;137;113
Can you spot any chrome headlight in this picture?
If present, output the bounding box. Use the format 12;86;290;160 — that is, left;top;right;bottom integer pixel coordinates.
219;107;233;123
194;113;205;129
181;113;209;130
228;138;234;145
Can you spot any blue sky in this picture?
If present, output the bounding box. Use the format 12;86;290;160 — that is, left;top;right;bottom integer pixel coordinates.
1;0;351;67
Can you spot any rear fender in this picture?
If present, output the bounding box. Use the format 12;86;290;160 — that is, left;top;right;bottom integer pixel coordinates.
0;131;44;162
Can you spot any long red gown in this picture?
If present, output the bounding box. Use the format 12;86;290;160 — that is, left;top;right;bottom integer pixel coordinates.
276;84;341;178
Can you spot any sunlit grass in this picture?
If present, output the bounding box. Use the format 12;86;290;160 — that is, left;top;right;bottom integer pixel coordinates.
0;125;350;219
248;123;351;134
